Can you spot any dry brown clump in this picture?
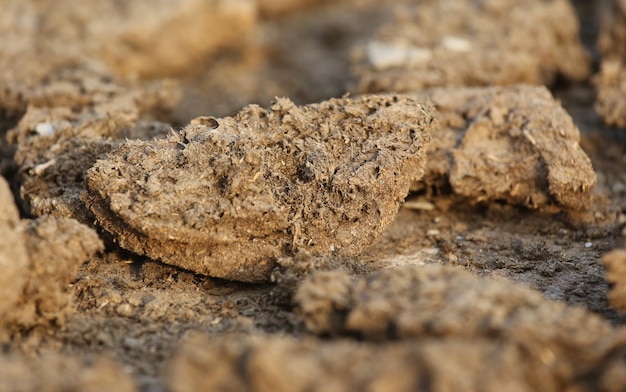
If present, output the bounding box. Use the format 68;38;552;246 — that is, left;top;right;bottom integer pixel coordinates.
7;68;177;223
602;248;626;312
269;251;371;305
165;261;626;391
0;0;257;80
598;0;626;62
595;61;626;129
411;85;596;211
294;264;613;346
0;0;349;83
0;353;135;392
291;264;626;390
85;95;433;282
0;176;28;320
595;0;626;128
0;0;182;224
351;0;589;93
90;0;257;78
167;330;626;392
0;175;103;340
167;333;546;392
1;217;103;336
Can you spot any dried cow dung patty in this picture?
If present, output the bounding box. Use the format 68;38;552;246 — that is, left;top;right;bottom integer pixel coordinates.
350;0;590;93
85;95;433;282
413;85;597;211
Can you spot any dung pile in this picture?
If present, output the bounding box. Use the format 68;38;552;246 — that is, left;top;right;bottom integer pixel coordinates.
294;264;613;343
85;95;433;282
0;177;103;342
9;74;176;223
167;334;547;392
411;85;596;211
164;264;626;392
350;0;589;93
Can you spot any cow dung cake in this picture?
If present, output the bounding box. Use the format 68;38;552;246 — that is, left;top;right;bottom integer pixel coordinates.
85;95;433;282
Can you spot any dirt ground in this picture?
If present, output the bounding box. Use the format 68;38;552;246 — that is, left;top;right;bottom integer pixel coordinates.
2;0;626;391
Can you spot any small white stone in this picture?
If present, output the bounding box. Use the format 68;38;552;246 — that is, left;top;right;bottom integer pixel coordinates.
584;242;593;248
115;303;134;317
33;158;56;175
366;40;432;70
402;200;435;211
426;229;440;237
35;122;55;136
441;36;472;52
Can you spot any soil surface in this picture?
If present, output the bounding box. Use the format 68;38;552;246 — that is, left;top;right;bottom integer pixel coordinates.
2;1;626;391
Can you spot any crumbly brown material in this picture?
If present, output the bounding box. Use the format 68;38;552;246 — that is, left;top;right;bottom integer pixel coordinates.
0;176;28;320
411;85;596;211
0;0;257;80
0;174;103;339
167;330;626;392
351;0;589;93
269;251;371;305
595;0;626;128
598;0;626;62
1;1;626;390
7;69;177;222
602;248;626;312
85;95;433;282
0;353;135;392
595;60;626;129
294;264;613;344
0;0;182;224
92;0;257;78
287;265;626;389
1;217;103;335
167;334;546;392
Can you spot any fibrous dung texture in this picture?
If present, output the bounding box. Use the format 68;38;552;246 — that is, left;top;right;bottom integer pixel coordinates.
412;85;596;211
85;95;433;282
